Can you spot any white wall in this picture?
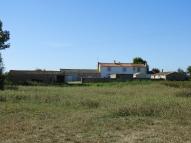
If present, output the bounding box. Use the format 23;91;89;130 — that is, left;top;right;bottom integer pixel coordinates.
100;67;147;78
151;75;166;80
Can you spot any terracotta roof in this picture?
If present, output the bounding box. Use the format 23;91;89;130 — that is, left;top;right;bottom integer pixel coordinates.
98;63;146;67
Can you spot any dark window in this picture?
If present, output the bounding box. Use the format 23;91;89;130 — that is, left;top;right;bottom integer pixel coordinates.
137;67;141;72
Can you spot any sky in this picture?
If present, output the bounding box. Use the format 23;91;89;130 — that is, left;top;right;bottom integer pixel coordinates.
0;0;191;71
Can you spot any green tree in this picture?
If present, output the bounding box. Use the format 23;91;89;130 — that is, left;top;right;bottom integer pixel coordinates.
177;68;184;73
0;20;10;90
133;57;147;64
151;68;160;74
187;66;191;74
133;57;149;73
0;21;10;50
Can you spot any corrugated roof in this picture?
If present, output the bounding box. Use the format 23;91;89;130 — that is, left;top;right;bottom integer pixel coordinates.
98;63;146;67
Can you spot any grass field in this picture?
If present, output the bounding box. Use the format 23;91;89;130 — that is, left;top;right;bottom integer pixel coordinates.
0;81;191;143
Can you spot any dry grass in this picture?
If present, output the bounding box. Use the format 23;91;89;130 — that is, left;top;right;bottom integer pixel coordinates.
0;81;191;143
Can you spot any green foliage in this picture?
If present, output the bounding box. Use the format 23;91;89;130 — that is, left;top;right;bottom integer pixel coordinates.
187;66;191;74
133;57;147;64
0;20;10;90
0;20;10;50
151;68;160;74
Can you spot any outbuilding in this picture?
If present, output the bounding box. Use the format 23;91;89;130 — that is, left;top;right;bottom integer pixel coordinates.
151;72;188;81
8;70;62;84
60;69;100;82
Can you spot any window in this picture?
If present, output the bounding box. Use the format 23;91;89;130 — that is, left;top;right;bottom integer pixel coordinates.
133;67;136;72
123;67;127;72
107;67;111;71
137;67;141;72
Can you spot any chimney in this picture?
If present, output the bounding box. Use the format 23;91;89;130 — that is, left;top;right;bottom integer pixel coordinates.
97;62;100;71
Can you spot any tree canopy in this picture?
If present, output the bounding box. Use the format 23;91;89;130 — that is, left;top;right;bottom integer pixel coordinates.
151;68;160;74
187;66;191;74
133;57;147;65
0;20;10;50
177;68;185;73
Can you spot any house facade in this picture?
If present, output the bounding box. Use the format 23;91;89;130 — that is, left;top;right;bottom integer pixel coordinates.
98;62;148;78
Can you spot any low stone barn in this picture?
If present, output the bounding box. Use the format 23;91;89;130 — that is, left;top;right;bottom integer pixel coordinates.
9;70;63;84
60;69;100;82
151;72;188;81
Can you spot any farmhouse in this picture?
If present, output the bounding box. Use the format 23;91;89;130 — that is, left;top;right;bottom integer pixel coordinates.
151;72;188;81
60;69;100;82
98;61;148;78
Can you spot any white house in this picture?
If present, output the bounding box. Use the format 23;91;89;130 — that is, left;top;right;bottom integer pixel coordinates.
98;61;148;78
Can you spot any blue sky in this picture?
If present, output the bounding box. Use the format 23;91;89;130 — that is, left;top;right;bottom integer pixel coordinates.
0;0;191;71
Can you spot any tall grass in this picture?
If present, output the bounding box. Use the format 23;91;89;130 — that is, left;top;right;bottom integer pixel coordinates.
1;81;191;143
